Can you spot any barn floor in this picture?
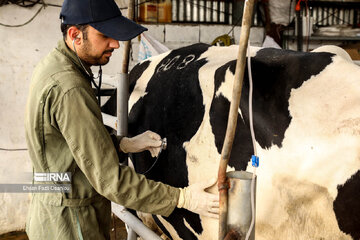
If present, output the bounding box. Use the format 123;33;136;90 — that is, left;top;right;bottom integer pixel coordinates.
0;215;127;240
0;232;28;240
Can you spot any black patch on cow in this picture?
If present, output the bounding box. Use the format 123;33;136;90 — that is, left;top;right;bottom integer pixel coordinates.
210;94;253;170
153;215;173;240
128;43;210;238
100;94;116;117
210;48;334;170
334;170;360;239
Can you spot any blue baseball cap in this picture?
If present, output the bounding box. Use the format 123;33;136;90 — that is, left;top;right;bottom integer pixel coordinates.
60;0;147;41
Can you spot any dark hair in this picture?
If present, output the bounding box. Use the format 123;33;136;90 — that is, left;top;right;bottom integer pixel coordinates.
60;23;89;40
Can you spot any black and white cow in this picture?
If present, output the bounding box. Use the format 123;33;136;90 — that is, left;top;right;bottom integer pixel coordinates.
103;43;360;239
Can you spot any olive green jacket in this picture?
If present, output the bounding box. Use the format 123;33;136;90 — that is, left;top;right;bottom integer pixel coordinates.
25;40;179;240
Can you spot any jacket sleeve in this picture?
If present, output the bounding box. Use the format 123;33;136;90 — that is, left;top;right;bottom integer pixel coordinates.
109;133;128;164
54;86;179;216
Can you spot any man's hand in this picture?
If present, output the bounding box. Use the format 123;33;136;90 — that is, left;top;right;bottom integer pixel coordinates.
177;178;219;218
119;131;162;157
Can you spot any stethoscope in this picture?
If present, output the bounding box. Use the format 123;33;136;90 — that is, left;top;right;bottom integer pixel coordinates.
140;138;167;175
72;38;102;105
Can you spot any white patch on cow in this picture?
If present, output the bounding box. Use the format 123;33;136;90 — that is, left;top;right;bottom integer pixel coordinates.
216;69;233;100
181;105;226;240
287;55;360;197
215;68;245;121
253;55;360;240
255;173;351;240
128;51;170;111
312;45;352;62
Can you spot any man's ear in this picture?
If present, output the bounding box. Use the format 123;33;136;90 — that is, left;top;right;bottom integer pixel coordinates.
67;26;82;44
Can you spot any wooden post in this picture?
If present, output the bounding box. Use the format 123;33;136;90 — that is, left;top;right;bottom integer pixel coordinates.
218;0;255;239
122;0;135;74
118;0;136;137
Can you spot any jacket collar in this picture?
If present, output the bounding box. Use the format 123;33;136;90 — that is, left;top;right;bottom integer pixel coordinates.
56;39;94;79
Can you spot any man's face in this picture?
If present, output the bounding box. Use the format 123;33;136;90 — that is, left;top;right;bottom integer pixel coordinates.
78;26;120;66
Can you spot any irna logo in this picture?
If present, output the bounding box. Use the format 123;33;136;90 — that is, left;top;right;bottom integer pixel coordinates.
34;172;71;182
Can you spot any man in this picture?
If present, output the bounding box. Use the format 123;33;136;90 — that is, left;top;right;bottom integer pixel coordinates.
24;0;219;239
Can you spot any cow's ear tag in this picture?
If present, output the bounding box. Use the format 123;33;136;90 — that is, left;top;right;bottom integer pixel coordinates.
251;155;259;167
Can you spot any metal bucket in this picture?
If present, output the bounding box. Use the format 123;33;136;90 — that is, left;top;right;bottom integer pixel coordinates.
226;171;256;240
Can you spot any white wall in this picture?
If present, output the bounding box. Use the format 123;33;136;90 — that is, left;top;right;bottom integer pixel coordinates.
0;2;63;234
0;1;264;234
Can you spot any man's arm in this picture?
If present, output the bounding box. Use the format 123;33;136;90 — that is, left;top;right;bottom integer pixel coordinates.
54;86;179;216
54;86;219;217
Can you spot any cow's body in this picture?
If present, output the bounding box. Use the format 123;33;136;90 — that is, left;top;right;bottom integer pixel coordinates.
104;44;360;239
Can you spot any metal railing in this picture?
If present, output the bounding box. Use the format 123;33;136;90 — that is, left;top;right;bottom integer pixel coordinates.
308;1;360;27
172;0;233;24
135;0;265;26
